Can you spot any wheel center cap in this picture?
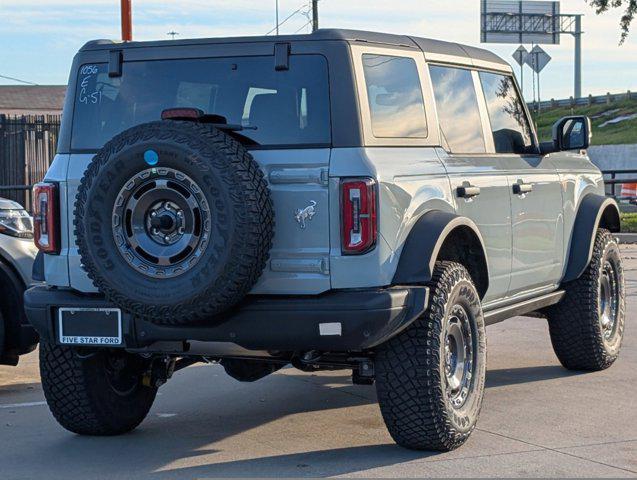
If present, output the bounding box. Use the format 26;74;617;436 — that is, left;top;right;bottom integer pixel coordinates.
151;213;176;231
147;202;184;245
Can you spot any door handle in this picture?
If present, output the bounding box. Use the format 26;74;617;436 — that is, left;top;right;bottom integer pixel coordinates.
457;185;481;198
513;183;533;195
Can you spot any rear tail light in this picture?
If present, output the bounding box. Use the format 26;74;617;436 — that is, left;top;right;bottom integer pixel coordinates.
341;178;377;254
33;183;60;254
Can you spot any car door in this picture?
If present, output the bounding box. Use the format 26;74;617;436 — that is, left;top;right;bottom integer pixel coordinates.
477;71;564;296
429;65;512;304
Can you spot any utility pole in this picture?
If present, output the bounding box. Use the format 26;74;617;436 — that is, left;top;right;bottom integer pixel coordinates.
121;0;132;41
312;0;319;32
276;0;279;35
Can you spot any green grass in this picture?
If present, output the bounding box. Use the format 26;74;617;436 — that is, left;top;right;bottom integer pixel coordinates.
531;98;637;146
621;212;637;232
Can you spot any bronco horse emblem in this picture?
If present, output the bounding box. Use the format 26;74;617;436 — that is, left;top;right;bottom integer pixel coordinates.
294;200;317;229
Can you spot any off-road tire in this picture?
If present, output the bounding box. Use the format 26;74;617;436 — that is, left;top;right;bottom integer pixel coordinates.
0;262;34;362
74;121;274;325
0;309;4;359
40;342;157;435
546;228;625;371
375;261;486;451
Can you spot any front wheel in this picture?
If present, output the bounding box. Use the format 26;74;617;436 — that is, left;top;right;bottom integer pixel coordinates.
375;261;486;451
40;342;158;435
546;228;625;371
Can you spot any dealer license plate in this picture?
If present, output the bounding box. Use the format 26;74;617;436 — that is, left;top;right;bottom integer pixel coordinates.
58;308;122;346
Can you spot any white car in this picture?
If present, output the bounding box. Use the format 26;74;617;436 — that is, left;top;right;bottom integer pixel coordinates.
0;197;38;365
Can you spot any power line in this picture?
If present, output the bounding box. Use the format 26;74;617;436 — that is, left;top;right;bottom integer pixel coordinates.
0;74;38;86
265;2;308;35
295;19;313;33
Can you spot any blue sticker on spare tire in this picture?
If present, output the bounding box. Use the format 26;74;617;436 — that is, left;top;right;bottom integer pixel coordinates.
144;150;159;166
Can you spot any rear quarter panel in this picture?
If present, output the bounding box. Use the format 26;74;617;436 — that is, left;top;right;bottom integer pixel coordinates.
329;147;453;288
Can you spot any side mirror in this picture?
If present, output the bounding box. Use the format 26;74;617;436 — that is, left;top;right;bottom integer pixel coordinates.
542;116;592;154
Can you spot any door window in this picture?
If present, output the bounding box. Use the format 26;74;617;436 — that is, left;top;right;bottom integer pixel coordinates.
429;65;486;153
479;72;535;154
362;54;428;138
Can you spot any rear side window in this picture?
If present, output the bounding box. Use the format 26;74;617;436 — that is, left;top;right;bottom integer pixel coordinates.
479;72;535;154
362;54;427;138
71;55;330;150
429;65;486;154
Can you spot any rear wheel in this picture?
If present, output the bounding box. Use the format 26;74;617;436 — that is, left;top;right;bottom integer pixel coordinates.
40;342;157;435
375;261;486;451
546;228;625;371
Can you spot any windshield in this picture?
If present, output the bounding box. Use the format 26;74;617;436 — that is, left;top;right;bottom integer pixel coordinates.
71;55;330;150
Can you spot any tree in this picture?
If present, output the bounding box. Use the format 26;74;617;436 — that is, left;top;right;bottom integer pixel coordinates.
589;0;636;44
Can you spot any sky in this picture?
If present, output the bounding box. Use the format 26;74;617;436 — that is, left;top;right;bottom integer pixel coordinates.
0;0;635;100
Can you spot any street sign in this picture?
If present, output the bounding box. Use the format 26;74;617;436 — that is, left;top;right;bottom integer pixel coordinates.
512;45;529;66
526;45;551;73
512;45;529;97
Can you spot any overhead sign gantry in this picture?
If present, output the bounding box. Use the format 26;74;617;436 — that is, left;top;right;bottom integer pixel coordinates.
480;0;583;99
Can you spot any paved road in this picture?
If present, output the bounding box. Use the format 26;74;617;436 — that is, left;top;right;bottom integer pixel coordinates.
1;248;636;479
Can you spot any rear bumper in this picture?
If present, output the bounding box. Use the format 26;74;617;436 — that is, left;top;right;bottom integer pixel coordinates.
24;286;428;353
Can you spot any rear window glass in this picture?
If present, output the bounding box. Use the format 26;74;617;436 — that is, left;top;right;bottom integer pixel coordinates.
71;55;330;150
362;54;427;138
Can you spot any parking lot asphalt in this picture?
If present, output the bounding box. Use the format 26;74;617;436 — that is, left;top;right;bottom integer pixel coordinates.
1;247;636;479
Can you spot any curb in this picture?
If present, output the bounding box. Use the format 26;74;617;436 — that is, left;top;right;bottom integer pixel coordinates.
617;233;637;244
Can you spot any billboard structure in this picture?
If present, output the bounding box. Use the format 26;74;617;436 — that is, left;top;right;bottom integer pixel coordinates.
480;0;583;98
481;1;562;44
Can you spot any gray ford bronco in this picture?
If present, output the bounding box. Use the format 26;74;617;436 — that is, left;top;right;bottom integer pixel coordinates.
25;29;625;451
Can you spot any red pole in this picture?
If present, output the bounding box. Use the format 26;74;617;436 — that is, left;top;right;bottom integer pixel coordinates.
121;0;132;41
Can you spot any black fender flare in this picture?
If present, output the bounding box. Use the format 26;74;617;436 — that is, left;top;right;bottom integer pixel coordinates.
562;194;620;283
392;210;489;295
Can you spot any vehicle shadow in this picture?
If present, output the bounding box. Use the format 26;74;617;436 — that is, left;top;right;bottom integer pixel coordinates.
0;381;41;397
150;444;429;478
485;365;582;388
27;364;581;479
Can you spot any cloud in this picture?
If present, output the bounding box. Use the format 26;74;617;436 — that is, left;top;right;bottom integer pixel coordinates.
0;0;634;97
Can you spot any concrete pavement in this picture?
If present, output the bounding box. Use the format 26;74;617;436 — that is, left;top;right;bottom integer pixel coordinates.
1;247;636;478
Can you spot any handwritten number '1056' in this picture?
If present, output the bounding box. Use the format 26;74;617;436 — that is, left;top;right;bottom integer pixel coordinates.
78;65;102;105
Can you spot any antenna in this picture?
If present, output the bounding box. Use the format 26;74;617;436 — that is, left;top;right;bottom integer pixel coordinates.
167;31;179;40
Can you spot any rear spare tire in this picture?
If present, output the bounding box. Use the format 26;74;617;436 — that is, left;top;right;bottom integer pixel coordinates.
75;121;273;325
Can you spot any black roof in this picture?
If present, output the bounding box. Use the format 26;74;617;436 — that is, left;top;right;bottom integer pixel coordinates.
80;28;509;68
